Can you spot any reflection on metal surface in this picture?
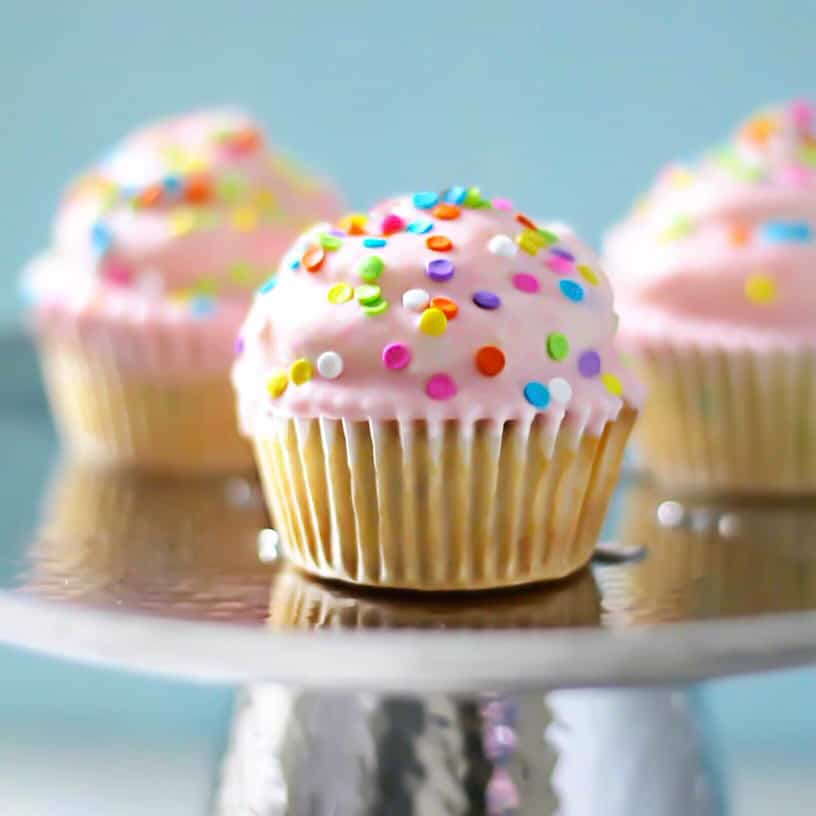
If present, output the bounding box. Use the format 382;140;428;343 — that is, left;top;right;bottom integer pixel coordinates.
215;686;717;815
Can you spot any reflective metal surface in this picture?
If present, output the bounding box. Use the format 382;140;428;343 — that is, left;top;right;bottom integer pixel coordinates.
3;331;816;689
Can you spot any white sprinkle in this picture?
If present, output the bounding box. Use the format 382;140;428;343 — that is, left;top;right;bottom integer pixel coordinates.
657;500;685;528
717;513;741;538
487;234;517;257
257;528;281;563
548;377;573;403
317;351;344;379
402;288;430;312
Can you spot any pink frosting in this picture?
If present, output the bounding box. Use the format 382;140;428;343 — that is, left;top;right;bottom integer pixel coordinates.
604;99;816;350
23;109;343;378
233;190;642;437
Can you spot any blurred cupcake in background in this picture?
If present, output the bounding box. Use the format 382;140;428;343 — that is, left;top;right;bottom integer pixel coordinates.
21;109;342;472
605;100;816;494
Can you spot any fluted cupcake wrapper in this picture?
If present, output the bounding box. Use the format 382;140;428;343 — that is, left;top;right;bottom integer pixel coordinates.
38;339;253;473
631;342;816;494
254;409;635;591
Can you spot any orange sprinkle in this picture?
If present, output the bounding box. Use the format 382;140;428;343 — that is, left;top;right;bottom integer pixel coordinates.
741;115;776;147
432;203;460;220
729;223;751;247
475;345;505;377
301;244;326;272
426;235;453;252
339;213;367;235
430;296;458;319
184;175;213;204
136;184;162;208
515;213;537;230
230;127;262;154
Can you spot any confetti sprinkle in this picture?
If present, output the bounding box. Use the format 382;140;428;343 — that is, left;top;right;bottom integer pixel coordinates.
429;296;458;318
488;235;518;257
407;219;433;234
267;372;289;398
302;245;326;272
91;222;112;253
402;288;430;311
760;220;813;243
339;213;367;234
380;213;405;235
444;186;466;204
319;233;343;250
412;191;440;209
515;231;540;256
475;346;505;376
426;373;457;400
317;351;343;379
382;342;412;370
511;273;539;293
472;290;501;310
516;213;537;230
328;283;354;304
289;358;313;385
184;175;213;204
601;372;623;396
578;350;601;378
363;237;387;248
426;258;455;282
728;224;751;246
419;307;447;335
100;259;132;287
426;235;453;252
432;203;460;220
258;277;277;294
357;256;384;282
545;252;574;275
231;207;258;232
356;284;382;305
658;215;694;242
745;274;776;304
362;298;390;316
523;381;550;409
546;332;569;361
577;264;599;286
559;280;584;302
491;197;513;211
548;377;572;403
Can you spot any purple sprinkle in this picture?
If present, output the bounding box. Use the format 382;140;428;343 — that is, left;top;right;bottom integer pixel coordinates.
426;258;455;282
234;337;244;355
329;228;345;237
473;290;501;309
578;349;601;377
549;247;575;261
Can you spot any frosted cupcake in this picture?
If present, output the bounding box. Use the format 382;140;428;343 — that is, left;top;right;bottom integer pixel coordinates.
605;100;816;493
22;109;341;472
233;188;642;590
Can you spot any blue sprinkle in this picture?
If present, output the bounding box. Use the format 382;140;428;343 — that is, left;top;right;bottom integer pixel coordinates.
258;277;277;293
90;221;112;253
444;186;467;205
363;237;387;248
760;220;813;244
162;175;182;196
190;296;216;318
412;191;439;210
523;381;550;409
559;280;584;302
407;219;433;234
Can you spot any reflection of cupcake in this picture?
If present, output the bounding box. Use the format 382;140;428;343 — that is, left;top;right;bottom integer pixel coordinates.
234;189;642;590
22;110;342;473
599;479;816;624
605;100;816;494
28;459;274;621
267;567;600;629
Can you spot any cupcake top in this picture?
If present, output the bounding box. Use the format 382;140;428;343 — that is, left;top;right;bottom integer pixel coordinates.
22;109;342;373
604;99;816;347
234;188;642;435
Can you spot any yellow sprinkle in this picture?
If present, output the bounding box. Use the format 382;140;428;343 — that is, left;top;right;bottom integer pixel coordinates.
253;188;278;213
601;373;623;397
419;307;447;336
194;209;219;230
194;277;217;296
168;208;197;236
745;274;776;304
668;167;694;188
267;372;289;398
327;283;353;304
338;212;368;232
229;262;253;285
515;231;539;256
231;207;259;232
289;358;313;385
578;264;599;286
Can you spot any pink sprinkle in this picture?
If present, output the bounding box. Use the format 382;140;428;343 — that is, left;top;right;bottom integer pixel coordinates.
789;99;814;133
382;342;411;370
491;197;513;211
511;272;540;293
380;213;405;235
100;259;133;287
544;254;574;275
425;373;457;400
778;163;813;188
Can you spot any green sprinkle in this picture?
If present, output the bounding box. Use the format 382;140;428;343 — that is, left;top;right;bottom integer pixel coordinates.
357;255;384;282
217;172;248;204
319;233;343;251
658;214;694;243
463;186;489;208
536;228;558;246
194;277;217;296
799;144;816;168
355;284;382;305
228;261;253;285
362;298;389;316
713;145;763;182
546;332;569;361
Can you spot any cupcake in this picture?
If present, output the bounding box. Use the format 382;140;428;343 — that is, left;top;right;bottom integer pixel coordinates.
233;188;642;590
22;109;342;473
604;100;816;493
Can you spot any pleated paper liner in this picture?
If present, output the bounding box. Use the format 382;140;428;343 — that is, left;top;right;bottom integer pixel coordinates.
38;338;254;473
267;565;600;629
595;478;816;625
26;459;273;620
254;407;636;591
631;341;816;494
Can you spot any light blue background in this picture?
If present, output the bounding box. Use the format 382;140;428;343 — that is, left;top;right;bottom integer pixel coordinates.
2;1;815;811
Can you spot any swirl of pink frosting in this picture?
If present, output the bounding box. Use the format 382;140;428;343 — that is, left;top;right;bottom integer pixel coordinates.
233;189;642;437
604;99;816;349
23;109;343;377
